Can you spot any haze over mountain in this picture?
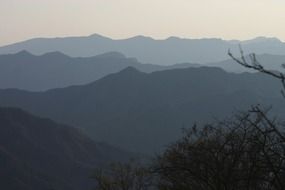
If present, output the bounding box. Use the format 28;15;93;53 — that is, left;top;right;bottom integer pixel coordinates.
0;67;284;154
0;51;199;91
0;34;285;65
0;107;133;190
208;54;285;73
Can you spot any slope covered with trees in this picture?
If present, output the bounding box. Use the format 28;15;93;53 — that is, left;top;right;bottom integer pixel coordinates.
0;67;284;154
0;107;133;190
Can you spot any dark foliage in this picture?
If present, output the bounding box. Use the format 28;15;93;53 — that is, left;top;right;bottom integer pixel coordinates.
92;160;154;190
154;107;285;190
0;107;132;190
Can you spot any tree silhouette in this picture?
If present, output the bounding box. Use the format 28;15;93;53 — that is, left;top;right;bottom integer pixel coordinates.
228;46;285;97
92;160;154;190
154;108;285;190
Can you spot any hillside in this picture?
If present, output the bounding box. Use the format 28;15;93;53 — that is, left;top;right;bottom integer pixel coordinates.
0;67;284;154
0;107;132;190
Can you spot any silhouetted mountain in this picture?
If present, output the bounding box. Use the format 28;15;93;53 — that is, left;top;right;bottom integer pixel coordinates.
0;34;285;65
0;51;199;91
208;54;285;73
0;107;133;190
0;67;284;154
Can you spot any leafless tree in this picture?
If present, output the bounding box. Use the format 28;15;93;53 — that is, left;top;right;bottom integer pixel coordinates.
228;46;285;97
154;108;285;190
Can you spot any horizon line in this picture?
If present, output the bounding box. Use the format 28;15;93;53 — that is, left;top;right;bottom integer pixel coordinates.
1;33;283;47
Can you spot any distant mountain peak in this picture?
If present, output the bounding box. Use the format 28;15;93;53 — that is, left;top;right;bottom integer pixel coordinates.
166;36;182;41
129;35;154;41
41;51;70;58
119;66;142;74
95;51;127;59
88;33;111;40
14;50;33;56
245;36;282;44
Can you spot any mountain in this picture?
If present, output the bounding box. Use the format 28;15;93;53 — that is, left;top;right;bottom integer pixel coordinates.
0;51;199;91
1;49;284;91
0;107;133;190
0;34;285;65
208;54;285;73
0;67;284;154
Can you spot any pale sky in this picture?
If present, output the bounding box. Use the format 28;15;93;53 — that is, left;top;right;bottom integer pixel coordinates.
1;0;285;46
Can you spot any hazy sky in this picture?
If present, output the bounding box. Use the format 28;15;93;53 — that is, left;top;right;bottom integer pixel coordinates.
1;0;285;46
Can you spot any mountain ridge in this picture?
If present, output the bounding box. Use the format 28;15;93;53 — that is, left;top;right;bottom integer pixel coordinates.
0;51;199;91
0;66;284;154
1;34;285;65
